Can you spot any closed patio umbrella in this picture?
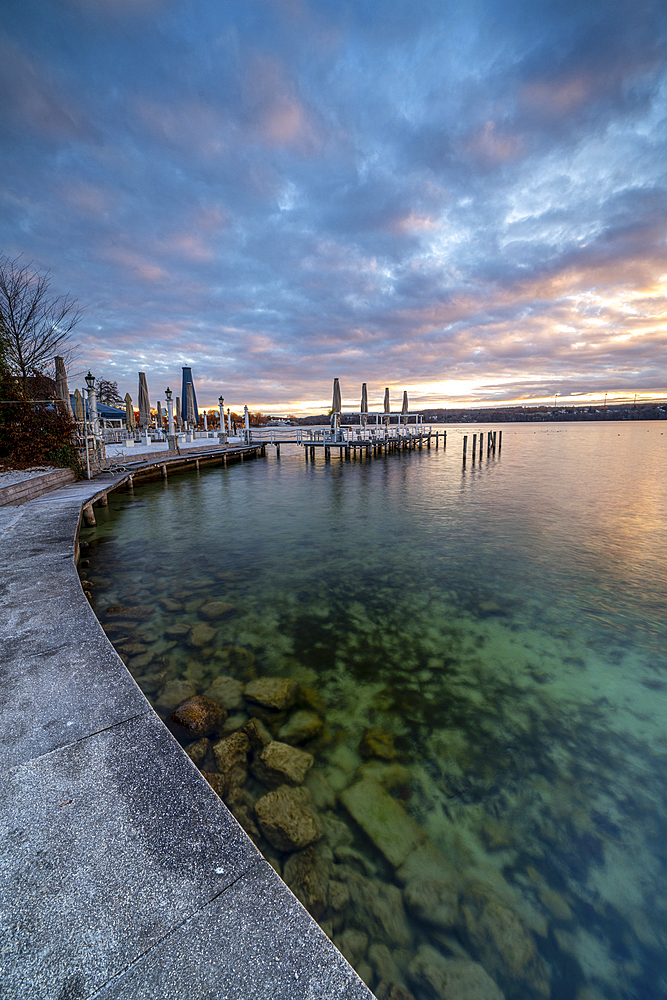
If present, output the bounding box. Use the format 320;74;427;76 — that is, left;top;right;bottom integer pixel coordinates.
156;400;163;429
125;392;135;430
401;390;409;425
55;356;69;413
360;383;368;427
73;388;84;422
176;396;182;430
187;382;196;431
138;372;151;427
383;387;390;426
331;378;342;432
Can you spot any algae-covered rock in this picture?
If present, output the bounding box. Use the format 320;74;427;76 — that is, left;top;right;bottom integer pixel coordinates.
340;778;426;868
226;786;261;841
171;695;227;737
338;865;412;947
403;878;459;930
254;785;322;851
155;678;196;711
205;674;245;711
278;710;323;745
189;622;217;648
368;942;407;991
305;770;336;810
461;888;550;997
201;771;226;800
220;712;249;736
185;737;210;765
283;846;332;918
212;731;250;791
408;946;505;1000
244;677;299;710
359;760;413;791
199;600;234;620
335;928;369;966
164;622;191;637
243;716;273;749
361;727;397;760
251;740;314;787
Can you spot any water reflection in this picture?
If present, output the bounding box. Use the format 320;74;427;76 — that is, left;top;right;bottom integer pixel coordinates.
81;422;667;1000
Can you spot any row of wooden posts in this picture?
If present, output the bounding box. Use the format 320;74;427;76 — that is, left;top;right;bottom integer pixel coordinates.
462;430;502;463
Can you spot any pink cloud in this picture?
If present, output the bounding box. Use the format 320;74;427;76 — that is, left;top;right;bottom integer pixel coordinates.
104;246;169;283
463;121;524;164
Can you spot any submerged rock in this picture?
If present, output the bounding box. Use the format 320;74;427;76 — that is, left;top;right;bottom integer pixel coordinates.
244;677;299;711
243;717;273;749
277;710;323;745
403;879;459;931
164;622;191;637
199;600;235;620
171;695;227;737
340;778;426;868
335;928;369;966
155;678;196;711
408;946;505;1000
461;888;550;998
251;740;314;787
361;727;397;760
189;622;217;648
283;846;332;919
185;737;210;765
212;731;251;791
205;674;245;711
338;865;412;948
254;785;322;851
359;760;413;791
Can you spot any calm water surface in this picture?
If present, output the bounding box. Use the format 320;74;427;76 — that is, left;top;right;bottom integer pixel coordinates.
81;422;667;1000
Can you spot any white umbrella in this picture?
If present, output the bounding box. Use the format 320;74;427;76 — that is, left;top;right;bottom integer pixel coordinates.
74;388;84;422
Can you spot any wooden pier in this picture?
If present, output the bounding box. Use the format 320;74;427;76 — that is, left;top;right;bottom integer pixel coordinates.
257;422;447;460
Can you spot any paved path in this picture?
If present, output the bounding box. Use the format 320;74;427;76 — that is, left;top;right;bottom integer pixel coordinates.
0;471;373;999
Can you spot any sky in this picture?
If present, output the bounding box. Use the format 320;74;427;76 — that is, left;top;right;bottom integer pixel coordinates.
1;0;666;414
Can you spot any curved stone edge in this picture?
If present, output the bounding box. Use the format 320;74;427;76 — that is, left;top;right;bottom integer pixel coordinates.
0;469;375;1000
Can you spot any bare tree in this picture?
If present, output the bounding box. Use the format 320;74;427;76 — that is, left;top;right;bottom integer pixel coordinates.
0;255;82;397
97;379;124;406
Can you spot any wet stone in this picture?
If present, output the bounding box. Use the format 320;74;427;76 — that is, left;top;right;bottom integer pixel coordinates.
461;888;550;998
283;846;332;919
220;712;249;736
408;946;505;1000
341;778;427;868
164;622;191;637
244;676;300;711
202;771;227;800
189;622;217;648
277;709;323;745
251;740;314;787
243;717;273;749
403;878;460;931
335;928;369;966
212;731;250;791
161;597;183;611
128;651;154;671
171;695;228;738
361;726;398;760
154;678;196;711
205;674;245;711
120;642;148;656
199;600;235;620
254;785;322;852
338;865;412;948
185;737;210;765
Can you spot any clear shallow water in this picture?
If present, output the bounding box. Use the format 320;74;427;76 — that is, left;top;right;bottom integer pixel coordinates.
81;422;667;1000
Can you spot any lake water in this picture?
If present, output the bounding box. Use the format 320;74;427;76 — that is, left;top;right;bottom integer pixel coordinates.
80;421;667;1000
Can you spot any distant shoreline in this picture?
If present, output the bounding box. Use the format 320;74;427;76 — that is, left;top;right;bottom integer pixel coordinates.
291;402;666;425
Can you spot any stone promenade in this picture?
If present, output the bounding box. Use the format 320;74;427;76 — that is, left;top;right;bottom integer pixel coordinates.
0;468;373;999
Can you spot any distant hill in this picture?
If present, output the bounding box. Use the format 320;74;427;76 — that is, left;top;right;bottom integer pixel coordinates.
294;402;666;425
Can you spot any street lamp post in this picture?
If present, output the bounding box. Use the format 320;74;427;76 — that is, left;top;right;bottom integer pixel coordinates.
165;387;175;436
85;371;100;438
218;396;227;442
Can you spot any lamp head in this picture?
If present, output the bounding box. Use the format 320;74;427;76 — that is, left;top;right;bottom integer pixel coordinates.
165;387;172;401
85;371;95;390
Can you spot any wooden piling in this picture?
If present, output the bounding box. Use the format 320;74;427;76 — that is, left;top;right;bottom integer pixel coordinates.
161;464;168;479
98;493;108;506
472;433;477;460
195;459;200;470
463;435;468;464
444;430;447;448
498;430;502;452
479;432;483;457
276;443;281;458
82;505;96;526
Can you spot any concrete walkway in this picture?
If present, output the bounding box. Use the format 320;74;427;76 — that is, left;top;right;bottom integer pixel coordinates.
0;470;374;999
